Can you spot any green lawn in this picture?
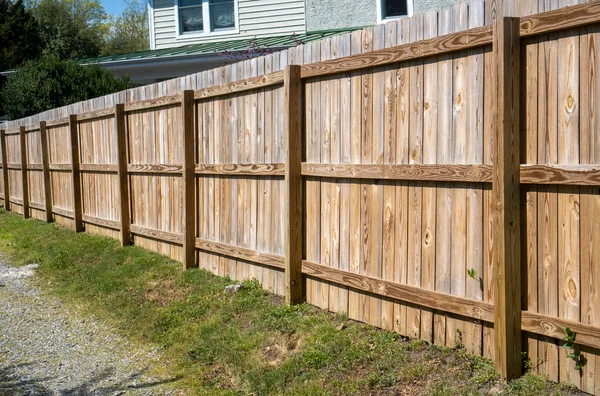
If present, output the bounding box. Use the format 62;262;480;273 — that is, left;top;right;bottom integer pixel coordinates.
0;209;580;395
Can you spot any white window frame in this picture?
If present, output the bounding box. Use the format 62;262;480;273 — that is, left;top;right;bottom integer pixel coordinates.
376;0;413;24
174;0;239;40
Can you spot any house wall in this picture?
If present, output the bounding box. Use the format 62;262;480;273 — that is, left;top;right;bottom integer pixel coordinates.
152;0;306;49
305;0;466;31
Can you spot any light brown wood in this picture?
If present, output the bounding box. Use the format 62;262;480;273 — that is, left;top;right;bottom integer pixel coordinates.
77;108;115;121
39;122;53;222
69;114;84;232
302;163;493;182
19;127;29;219
52;206;73;218
115;104;130;246
195;163;285;176
519;1;600;38
27;164;43;171
45;117;69;128
124;94;182;113
300;25;493;79
520;164;600;185
130;224;183;244
521;311;600;350
492;16;521;380
0;130;10;211
302;260;495;322
194;70;284;100
28;201;44;211
182;90;196;269
6;164;22;170
195;238;285;269
49;164;72;171
126;164;183;174
79;164;119;173
82;214;120;230
284;65;303;305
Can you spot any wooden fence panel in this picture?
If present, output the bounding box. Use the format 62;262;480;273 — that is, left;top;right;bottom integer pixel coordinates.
2;1;600;392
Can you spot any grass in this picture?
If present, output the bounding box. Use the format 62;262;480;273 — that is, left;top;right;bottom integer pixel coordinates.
0;209;583;395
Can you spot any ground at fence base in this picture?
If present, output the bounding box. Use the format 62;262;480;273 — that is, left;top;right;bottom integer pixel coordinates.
0;208;588;395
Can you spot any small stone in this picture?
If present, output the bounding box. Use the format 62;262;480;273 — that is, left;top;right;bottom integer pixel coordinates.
224;283;242;293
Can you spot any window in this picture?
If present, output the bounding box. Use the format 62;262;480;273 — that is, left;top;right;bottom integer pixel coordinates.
380;0;409;20
177;0;236;36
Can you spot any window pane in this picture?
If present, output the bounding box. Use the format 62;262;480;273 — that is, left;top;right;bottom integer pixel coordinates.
180;6;203;32
180;0;201;7
383;0;407;17
210;0;234;30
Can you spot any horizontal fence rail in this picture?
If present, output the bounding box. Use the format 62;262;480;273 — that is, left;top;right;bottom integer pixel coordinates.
2;1;600;393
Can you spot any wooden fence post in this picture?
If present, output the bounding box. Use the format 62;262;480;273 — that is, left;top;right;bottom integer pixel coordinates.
39;121;53;222
284;65;303;305
181;90;196;269
0;130;9;211
115;104;130;246
492;16;522;380
19;126;29;219
69;114;83;232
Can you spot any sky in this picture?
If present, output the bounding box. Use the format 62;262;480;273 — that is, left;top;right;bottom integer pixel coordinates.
100;0;129;16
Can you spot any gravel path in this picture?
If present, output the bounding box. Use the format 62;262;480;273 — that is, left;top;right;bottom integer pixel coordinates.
0;259;181;395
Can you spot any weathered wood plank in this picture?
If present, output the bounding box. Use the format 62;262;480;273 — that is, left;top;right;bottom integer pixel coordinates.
69;114;84;232
300;25;493;79
82;214;121;230
284;65;303;304
130;224;183;244
49;164;72;171
124;94;182;112
195;238;285;270
301;260;495;323
492;16;522;380
194;70;284;100
39;122;53;222
519;1;600;38
302;163;493;182
182;90;196;269
79;164;119;172
521;311;600;350
77;108;115;121
115;104;130;246
127;164;183;174
195;163;285;176
19;127;29;219
1;130;11;211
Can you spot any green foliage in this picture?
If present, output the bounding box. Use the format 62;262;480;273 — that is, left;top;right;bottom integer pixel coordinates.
30;0;109;60
1;56;133;119
102;0;149;56
467;268;477;280
0;0;43;115
562;327;586;372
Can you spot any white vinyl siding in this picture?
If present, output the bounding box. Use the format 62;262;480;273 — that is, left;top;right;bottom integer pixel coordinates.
151;0;306;49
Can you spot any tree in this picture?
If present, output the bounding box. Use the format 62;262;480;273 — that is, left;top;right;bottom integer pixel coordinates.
30;0;110;60
103;0;149;56
0;0;43;115
1;56;133;119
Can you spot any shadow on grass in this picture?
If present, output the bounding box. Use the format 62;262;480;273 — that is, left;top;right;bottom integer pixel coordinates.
0;363;182;395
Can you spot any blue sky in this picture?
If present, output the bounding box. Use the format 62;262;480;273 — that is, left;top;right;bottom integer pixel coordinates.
100;0;130;16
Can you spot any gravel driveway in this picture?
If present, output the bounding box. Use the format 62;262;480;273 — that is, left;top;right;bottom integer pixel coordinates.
0;259;181;395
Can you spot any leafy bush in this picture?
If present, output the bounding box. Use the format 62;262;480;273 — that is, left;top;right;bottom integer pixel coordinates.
1;56;133;119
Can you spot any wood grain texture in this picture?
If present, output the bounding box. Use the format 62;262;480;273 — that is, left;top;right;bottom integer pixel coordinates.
127;164;183;174
519;1;600;38
521;311;600;350
124;94;182;112
49;164;72;171
302;163;493;182
195;163;285;176
302;260;495;322
82;214;120;230
520;164;600;185
0;130;10;211
115;104;130;246
79;164;119;172
492;16;522;380
19;127;29;219
69;115;83;232
130;224;183;244
194;70;284;100
77;108;115;121
284;65;303;304
195;238;285;270
300;25;493;79
39;122;53;222
182;90;196;269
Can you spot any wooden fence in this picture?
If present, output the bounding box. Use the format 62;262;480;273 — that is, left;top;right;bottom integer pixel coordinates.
2;0;600;392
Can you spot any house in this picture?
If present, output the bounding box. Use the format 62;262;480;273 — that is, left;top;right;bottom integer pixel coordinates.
1;0;463;85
